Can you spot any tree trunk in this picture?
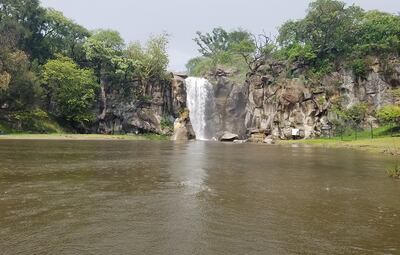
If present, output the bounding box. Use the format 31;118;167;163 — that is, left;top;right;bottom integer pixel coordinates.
98;66;107;133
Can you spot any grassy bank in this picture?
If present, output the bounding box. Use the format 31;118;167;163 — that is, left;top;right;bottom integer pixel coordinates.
279;137;400;156
279;125;400;155
0;133;169;141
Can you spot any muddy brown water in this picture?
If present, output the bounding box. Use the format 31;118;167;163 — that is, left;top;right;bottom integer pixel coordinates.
0;140;399;254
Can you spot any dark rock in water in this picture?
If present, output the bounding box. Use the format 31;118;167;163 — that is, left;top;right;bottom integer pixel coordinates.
219;132;239;142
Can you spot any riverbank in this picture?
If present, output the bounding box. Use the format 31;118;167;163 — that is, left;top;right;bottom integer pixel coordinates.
0;133;169;141
278;137;400;156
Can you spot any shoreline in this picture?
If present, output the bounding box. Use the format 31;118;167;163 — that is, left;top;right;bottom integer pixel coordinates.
278;137;400;156
1;134;399;156
0;133;169;141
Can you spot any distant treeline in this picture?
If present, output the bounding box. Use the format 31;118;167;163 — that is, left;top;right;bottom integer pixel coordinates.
187;0;400;78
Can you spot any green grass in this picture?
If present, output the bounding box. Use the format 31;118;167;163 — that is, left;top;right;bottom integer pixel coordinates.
278;125;400;155
327;125;399;141
280;137;400;155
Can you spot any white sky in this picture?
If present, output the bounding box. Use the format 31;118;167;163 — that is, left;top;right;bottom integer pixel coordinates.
40;0;399;71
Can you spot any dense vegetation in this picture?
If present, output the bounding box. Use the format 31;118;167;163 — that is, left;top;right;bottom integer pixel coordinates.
0;0;169;133
187;0;400;79
0;0;399;135
187;0;400;134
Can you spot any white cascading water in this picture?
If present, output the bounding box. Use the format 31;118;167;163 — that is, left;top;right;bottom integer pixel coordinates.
185;77;216;140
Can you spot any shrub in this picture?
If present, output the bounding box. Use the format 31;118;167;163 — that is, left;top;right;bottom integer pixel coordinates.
377;105;400;125
387;164;400;179
352;59;368;78
160;117;174;129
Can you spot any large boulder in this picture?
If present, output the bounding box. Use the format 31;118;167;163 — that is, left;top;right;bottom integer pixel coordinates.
219;131;239;142
171;113;196;141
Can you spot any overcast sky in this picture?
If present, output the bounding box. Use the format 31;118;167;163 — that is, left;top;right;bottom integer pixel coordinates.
40;0;399;71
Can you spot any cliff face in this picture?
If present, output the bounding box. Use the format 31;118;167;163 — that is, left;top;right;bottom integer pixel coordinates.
96;57;399;141
245;57;400;140
94;73;188;135
207;70;248;138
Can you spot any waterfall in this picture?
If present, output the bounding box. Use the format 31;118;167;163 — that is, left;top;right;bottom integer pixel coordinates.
185;77;216;140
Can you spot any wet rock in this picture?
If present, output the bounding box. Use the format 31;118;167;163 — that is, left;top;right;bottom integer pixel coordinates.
219;131;239;142
233;139;248;144
172;115;196;141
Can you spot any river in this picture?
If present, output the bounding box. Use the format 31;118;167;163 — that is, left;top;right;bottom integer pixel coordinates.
0;140;399;254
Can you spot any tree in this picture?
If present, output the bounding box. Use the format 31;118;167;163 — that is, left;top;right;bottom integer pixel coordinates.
0;1;92;64
334;103;368;140
41;9;90;61
41;56;98;123
194;27;255;57
0;0;49;62
277;0;364;71
0;50;40;110
126;34;169;82
189;27;256;75
83;29;124;127
356;11;400;55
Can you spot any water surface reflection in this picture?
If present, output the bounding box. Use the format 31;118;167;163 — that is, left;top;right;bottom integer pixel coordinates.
0;140;399;254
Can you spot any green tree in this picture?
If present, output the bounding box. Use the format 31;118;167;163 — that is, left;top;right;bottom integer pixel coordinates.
41;9;90;61
41;56;98;123
333;103;368;139
0;0;49;62
83;29;124;126
194;27;255;57
126;34;169;82
189;28;256;75
278;0;363;58
356;11;400;55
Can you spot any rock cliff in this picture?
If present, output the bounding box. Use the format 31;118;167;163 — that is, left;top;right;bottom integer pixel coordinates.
94;73;189;135
207;70;248;139
245;57;400;140
96;57;399;142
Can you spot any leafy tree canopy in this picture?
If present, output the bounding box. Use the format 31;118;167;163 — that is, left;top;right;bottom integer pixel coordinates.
41;56;99;123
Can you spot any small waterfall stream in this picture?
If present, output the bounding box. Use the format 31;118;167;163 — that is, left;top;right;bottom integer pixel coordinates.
185;77;216;140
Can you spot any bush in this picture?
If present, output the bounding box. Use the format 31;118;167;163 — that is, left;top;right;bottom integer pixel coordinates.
387;164;400;179
160;117;174;130
377;105;400;125
352;59;368;78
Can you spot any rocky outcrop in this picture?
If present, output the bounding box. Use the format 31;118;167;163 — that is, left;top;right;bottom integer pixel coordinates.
245;57;400;139
171;111;196;141
207;68;248;139
94;73;189;135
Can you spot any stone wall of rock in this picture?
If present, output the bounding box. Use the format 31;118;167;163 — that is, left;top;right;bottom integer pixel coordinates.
94;73;189;135
244;57;400;140
93;56;399;142
207;69;248;139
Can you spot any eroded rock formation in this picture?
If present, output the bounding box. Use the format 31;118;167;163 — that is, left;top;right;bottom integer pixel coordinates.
94;73;190;136
245;57;400;140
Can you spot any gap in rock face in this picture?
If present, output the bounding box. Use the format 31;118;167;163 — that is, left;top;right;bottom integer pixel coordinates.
185;77;217;140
